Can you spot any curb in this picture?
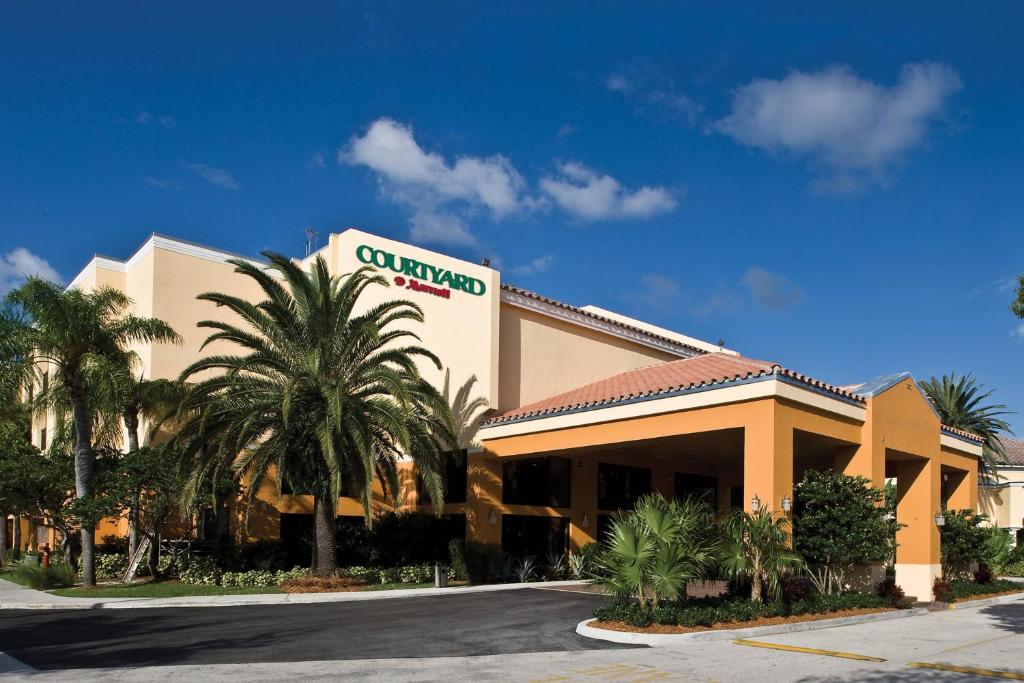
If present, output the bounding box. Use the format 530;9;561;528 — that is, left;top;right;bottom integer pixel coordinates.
576;607;931;645
945;591;1024;610
0;579;589;610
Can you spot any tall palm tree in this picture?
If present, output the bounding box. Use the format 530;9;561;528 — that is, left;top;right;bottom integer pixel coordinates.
442;369;490;451
918;373;1013;484
172;252;455;576
0;280;179;586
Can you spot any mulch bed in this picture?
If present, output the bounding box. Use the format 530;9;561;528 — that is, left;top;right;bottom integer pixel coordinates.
281;576;368;593
592;606;894;634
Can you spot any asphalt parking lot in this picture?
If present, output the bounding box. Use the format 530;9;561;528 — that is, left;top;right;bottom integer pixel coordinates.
0;587;634;671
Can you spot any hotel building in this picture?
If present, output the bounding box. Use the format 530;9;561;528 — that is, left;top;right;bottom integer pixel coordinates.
23;228;983;600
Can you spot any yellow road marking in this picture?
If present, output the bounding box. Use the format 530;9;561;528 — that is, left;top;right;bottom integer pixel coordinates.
908;662;1024;680
941;633;1018;654
570;664;677;681
733;638;886;662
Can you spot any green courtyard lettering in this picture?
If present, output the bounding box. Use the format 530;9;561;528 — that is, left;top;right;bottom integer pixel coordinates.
355;245;487;296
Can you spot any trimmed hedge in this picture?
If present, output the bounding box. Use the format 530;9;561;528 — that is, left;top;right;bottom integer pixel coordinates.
341;564;441;585
594;593;893;628
946;578;1021;601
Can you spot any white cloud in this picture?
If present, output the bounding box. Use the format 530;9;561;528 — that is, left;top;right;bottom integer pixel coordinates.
158;115;176;129
540;162;677;221
606;68;704;125
742;267;804;311
343;118;524;217
1013;323;1024;340
408;212;478;249
342;118;530;247
185;163;241;190
511;255;555;277
136;111;153;125
0;248;62;293
715;62;962;189
556;123;577;139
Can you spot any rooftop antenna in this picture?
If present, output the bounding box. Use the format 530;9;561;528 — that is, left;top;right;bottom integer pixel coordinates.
304;227;319;257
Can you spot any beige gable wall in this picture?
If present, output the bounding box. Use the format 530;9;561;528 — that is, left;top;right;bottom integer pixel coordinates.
497;304;679;412
981;468;1024;532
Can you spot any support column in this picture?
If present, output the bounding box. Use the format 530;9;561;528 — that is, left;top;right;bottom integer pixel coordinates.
944;468;977;512
569;456;598;551
466;451;502;547
743;405;793;517
895;458;941;601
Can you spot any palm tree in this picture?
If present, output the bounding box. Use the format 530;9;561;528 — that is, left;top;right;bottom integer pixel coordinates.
172;252;455;577
918;373;1013;484
100;352;185;557
722;508;803;604
0;280;180;586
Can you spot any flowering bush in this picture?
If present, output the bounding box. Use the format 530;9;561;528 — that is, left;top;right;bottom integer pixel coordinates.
342;563;443;584
220;567;307;587
179;556;222;586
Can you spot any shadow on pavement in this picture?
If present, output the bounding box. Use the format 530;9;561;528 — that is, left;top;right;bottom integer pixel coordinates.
0;588;635;671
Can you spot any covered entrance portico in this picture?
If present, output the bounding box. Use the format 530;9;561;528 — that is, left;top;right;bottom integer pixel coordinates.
471;356;983;601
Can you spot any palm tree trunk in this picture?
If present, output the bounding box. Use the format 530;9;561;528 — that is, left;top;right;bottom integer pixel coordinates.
312;495;337;577
0;513;8;567
70;388;97;588
12;515;21;559
124;410;141;559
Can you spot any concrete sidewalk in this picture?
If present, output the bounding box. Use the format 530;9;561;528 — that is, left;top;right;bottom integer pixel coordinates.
0;576;589;610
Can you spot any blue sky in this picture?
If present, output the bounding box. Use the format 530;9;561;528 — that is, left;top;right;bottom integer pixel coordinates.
2;2;1023;430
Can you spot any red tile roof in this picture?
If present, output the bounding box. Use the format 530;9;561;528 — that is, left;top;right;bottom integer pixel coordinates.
484;353;864;425
942;424;986;444
998;436;1024;465
500;284;708;356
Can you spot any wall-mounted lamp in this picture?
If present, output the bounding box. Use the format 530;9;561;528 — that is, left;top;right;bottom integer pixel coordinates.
935;509;946;527
750;494;761;513
582;513;590;529
781;495;793;513
488;509;498;526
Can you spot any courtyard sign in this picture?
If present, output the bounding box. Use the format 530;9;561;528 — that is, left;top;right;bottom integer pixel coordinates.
356;244;487;297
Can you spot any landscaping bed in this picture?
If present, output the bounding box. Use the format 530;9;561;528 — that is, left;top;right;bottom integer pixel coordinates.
592;593;896;633
592;606;894;634
942;578;1023;603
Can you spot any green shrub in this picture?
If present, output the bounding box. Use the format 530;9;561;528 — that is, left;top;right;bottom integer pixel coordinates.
341;563;441;585
92;553;128;581
594;592;892;628
947;578;1020;601
1001;560;1024;577
448;539;468;581
940;510;989;579
876;578;908;608
933;577;953;602
179;556;222;586
219;567;307;587
982;527;1014;570
570;542;605;579
463;541;510;583
14;562;76;589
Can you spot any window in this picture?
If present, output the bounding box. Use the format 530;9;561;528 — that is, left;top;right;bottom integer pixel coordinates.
501;514;568;559
416;450;468;505
730;485;743;510
597;463;651;511
39;428;47;451
502;456;571;508
674;473;717;508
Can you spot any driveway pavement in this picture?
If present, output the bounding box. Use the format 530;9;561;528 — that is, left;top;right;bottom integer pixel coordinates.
3;590;1023;682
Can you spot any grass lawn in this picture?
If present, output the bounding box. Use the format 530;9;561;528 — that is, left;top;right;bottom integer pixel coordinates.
0;570;33;587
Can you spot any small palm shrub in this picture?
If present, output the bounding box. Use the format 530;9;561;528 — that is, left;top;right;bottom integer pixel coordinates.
597;495;719;606
544;552;567;580
569;542;605;580
722;508;804;604
515;556;538;583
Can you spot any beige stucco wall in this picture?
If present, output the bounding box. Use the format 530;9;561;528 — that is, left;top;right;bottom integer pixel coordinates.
497;304;677;412
981;468;1024;532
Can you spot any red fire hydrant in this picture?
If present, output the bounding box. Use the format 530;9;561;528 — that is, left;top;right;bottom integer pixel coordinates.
42;543;51;568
